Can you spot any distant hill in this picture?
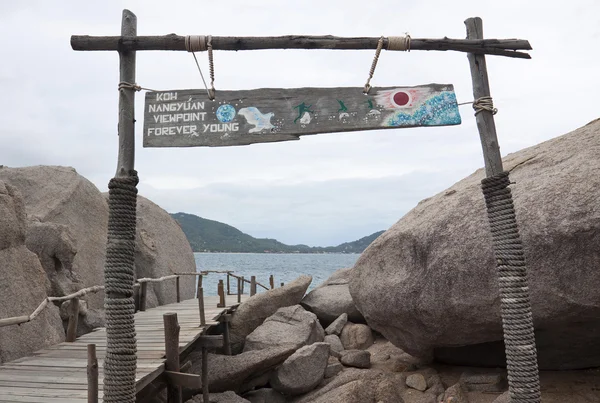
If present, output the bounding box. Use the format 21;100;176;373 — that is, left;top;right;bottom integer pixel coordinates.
170;212;384;254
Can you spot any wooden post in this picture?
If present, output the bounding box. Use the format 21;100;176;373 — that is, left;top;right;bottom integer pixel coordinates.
66;298;80;342
237;277;242;303
139;281;147;312
198;335;223;403
240;276;245;294
250;276;257;296
465;17;540;403
198;287;206;326
197;275;206;326
220;314;232;355
217;280;225;308
226;273;231;295
163;313;182;403
87;344;98;403
269;275;274;289
176;276;181;303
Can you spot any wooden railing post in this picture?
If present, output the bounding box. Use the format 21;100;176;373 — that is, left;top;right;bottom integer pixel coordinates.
87;344;98;403
217;280;225;308
237;277;242;303
240;276;245;294
139;281;148;312
250;276;257;296
197;274;206;326
198;335;223;403
269;275;274;289
66;297;80;342
176;276;181;303
281;282;284;287
219;314;232;355
164;313;182;403
226;272;231;295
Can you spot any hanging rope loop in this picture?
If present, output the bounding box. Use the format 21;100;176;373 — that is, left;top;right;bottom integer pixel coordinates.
363;36;385;94
473;95;498;115
185;35;207;52
387;35;411;51
207;35;216;100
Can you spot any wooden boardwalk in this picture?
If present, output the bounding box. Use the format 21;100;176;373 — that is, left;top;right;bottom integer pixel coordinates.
0;294;247;402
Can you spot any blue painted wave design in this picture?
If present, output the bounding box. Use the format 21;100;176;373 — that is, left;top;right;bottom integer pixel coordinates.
385;91;461;127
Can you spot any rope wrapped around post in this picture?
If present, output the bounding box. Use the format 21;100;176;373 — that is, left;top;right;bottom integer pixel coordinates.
103;171;139;403
481;171;540;402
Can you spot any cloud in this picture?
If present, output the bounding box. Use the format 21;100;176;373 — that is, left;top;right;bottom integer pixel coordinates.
1;0;599;246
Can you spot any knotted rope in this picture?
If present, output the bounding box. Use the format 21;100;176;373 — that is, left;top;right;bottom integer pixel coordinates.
118;82;156;92
363;37;384;94
103;171;139;403
363;35;411;94
481;172;541;403
185;35;216;100
473;95;498;115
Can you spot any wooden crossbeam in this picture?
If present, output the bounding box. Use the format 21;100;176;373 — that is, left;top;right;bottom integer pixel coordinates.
70;35;531;58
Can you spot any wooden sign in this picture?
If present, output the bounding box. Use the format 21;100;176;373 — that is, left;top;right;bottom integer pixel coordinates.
143;84;461;147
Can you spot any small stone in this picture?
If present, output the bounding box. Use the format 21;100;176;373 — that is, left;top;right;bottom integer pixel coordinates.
325;313;348;335
339;349;371;368
324;356;343;378
339;322;374;350
406;373;428;392
442;383;469;403
324;334;344;355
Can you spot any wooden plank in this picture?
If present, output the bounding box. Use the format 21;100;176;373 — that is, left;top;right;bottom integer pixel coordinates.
143;85;461;148
164;371;202;389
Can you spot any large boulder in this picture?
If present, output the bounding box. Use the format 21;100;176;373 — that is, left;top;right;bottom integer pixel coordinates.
133;195;196;307
188;346;296;394
0;166;108;309
0;181;64;363
229;275;312;353
244;305;324;352
349;118;600;369
0;166;196;311
270;342;330;395
301;268;364;326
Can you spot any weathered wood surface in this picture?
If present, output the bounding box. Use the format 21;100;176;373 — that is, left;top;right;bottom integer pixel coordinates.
0;295;247;402
143;85;461;148
465;18;504;176
70;34;531;58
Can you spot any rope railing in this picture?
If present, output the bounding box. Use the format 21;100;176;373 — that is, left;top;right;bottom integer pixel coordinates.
0;270;276;329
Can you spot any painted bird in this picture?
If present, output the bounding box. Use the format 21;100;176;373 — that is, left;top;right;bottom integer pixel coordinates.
238;107;275;133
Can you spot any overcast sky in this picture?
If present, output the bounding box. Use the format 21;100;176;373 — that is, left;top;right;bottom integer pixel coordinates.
1;1;598;246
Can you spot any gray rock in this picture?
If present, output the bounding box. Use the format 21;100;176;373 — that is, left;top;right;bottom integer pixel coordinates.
401;389;437;403
244;305;324;352
491;391;510;403
460;369;507;392
0;181;64;363
290;368;405;403
324;334;344;355
324;356;343;378
442;383;469;403
243;388;286;403
340;322;374;350
339;350;371;369
271;342;330;395
349;119;600;369
229;275;312;353
425;374;445;396
301;268;365;326
325;313;348;335
188;346;295;394
186;391;250;403
406;373;427;391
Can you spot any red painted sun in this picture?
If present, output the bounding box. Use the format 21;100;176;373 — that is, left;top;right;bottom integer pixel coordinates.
374;88;422;109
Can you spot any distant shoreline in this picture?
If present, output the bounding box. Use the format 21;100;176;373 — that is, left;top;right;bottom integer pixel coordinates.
192;251;361;255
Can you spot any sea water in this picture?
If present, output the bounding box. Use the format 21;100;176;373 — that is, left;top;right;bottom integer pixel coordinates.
194;253;360;296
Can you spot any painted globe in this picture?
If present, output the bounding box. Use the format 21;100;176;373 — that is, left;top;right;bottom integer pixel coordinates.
216;104;236;123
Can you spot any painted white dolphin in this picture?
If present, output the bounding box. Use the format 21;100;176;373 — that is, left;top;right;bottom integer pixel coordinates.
238;107;275;133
